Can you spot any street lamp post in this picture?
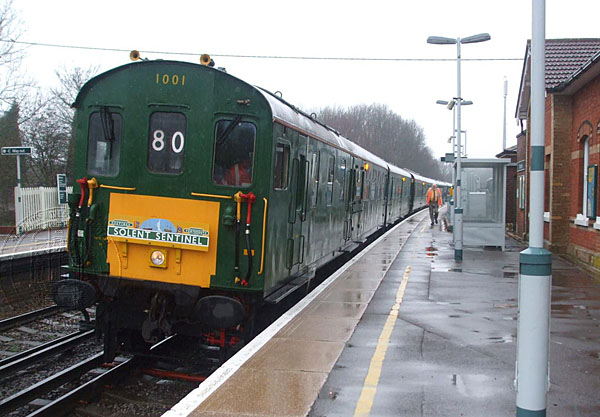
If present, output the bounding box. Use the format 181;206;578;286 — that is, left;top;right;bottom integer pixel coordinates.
428;33;491;261
437;99;472;234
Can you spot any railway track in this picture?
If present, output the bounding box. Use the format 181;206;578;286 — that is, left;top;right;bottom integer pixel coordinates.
0;223;388;417
0;306;61;332
0;330;95;379
0;335;205;417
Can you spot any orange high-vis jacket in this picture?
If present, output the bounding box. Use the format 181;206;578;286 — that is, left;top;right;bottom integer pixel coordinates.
427;187;442;206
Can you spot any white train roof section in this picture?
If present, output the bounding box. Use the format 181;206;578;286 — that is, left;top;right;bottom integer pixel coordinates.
257;87;450;186
257;88;389;170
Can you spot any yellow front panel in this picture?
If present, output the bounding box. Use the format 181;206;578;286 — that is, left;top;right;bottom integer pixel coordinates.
106;194;220;287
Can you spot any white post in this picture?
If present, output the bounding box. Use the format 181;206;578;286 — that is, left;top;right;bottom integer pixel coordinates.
455;39;464;261
15;155;23;234
516;0;552;415
450;106;456;234
503;78;508;151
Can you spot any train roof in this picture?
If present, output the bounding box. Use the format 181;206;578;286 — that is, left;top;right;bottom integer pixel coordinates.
256;88;390;170
73;59;447;183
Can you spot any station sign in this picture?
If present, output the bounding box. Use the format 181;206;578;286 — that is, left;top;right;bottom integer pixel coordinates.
441;153;455;163
1;146;33;155
56;174;68;204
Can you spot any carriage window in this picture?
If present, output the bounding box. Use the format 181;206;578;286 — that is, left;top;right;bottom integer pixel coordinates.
274;143;290;190
339;159;347;201
148;112;186;174
310;152;320;207
213;119;256;187
326;156;335;206
87;109;122;177
355;168;363;200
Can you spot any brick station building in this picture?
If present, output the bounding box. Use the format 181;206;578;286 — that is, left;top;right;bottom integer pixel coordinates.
516;38;600;273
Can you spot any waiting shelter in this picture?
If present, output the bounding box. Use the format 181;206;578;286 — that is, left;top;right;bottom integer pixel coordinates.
454;158;510;250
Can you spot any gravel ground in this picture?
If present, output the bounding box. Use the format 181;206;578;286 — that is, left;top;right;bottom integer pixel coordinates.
1;337;103;402
72;374;197;417
0;310;94;359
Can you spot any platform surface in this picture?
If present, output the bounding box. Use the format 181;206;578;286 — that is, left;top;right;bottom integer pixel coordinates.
165;209;600;417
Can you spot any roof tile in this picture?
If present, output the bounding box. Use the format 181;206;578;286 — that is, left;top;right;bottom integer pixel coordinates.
544;39;600;88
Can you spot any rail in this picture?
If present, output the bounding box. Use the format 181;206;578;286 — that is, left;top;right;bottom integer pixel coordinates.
0;306;60;332
0;330;95;379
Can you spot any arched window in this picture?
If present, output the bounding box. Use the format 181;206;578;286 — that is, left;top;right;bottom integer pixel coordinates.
575;121;594;226
582;136;590;217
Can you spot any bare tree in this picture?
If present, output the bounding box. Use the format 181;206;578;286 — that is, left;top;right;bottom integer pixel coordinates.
51;66;98;128
51;66;98;181
19;66;97;185
20;97;70;186
317;103;449;181
0;0;32;110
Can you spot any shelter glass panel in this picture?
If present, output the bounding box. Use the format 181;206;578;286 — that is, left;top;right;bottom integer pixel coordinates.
461;166;502;223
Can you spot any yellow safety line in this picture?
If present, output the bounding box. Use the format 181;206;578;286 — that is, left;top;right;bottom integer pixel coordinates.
258;197;268;275
99;184;136;191
190;192;232;200
354;265;411;416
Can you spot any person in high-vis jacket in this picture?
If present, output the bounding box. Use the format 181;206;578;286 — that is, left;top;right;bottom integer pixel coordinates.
426;184;443;225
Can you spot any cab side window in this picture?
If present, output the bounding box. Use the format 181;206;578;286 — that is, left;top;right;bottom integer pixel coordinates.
273;142;290;190
213;119;256;187
87;109;122;177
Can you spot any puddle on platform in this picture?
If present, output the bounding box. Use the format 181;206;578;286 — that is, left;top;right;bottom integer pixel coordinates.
448;315;460;318
448;268;463;272
425;246;438;257
487;335;515;343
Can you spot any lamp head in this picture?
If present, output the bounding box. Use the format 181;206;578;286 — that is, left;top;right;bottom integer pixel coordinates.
427;36;458;45
461;33;491;44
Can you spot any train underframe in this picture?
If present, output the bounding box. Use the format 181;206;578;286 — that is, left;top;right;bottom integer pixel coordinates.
53;274;259;362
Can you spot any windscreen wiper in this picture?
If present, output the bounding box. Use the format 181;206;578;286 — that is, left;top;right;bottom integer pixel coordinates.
100;106;115;158
216;116;242;146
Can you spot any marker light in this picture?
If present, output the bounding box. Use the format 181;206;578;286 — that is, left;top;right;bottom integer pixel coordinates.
364;163;370;171
150;250;166;267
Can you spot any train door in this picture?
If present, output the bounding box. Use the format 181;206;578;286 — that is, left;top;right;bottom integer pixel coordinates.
408;175;415;213
349;159;364;241
384;175;391;226
286;134;308;276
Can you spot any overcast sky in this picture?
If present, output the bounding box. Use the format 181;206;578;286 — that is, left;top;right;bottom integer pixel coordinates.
12;0;600;160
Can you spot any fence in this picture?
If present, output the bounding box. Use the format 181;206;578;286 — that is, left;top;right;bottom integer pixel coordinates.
15;186;72;233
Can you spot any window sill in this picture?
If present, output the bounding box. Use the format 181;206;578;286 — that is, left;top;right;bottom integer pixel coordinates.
543;212;550;223
594;217;600;231
574;214;589;227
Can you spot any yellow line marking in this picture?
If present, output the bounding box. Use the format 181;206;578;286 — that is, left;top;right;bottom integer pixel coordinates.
354;265;411;416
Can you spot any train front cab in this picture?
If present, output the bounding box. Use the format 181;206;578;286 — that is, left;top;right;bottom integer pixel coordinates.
57;60;285;359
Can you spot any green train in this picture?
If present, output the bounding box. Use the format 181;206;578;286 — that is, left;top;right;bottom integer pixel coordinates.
53;54;449;360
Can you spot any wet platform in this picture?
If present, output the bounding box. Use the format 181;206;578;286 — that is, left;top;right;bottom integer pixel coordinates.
0;229;66;260
165;209;600;417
